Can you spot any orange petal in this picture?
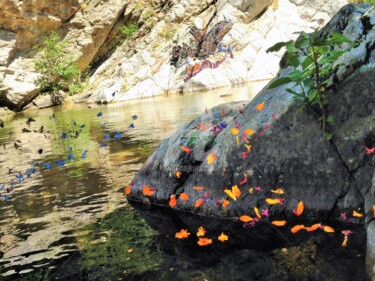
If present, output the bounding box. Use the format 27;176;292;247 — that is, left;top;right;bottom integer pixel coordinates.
245;144;252;152
270;188;284;195
249;188;254;194
323;226;335;233
221;108;225;117
169;194;177;208
124;185;131;195
193;186;204;191
266;198;281;205
305;223;321;232
291;225;305;233
272;220;287;226
218;232;228;242
239;215;253;223
244;128;255;136
232;185;241;198
353;210;363;218
224;189;236;201
176;171;182;178
256;102;265;111
222;200;230;208
179;193;189;201
254;207;262;219
342;237;348;247
142;186;155;196
293;201;304;216
230;128;239;135
207;153;217;165
195;199;203;208
197;237;212;246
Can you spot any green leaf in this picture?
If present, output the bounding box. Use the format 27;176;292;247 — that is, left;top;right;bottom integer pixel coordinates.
268;77;292;89
324;132;333;141
330;32;352;44
286;53;300;68
308;90;317;102
266;41;292;53
302;56;314;70
327;115;334;125
285;88;302;97
286;41;298;53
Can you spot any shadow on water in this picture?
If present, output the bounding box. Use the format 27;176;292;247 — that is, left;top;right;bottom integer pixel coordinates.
2;202;368;281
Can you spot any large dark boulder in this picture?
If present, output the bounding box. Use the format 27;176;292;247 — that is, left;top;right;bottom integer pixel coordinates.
127;4;375;279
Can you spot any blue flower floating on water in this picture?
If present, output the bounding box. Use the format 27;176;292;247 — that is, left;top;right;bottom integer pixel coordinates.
81;150;88;159
132;115;138;120
129;124;135;129
97;112;103;117
68;147;73;153
44;163;52;169
68;154;74;161
114;132;121;139
104;134;110;141
80;124;86;129
101;143;107;147
0;185;4;190
61;133;67;139
16;173;24;183
55;159;66;167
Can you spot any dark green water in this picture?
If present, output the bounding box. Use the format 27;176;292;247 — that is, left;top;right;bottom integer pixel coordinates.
0;84;368;281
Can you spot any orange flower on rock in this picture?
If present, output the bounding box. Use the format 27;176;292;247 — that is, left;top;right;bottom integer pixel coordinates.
222;200;230;208
231;128;239;135
195;199;203;208
197;237;213;246
179;193;189;200
218;232;228;242
175;229;190;239
142;186;155;196
169;194;177;208
196;226;206;237
124;185;131;195
256;102;265;111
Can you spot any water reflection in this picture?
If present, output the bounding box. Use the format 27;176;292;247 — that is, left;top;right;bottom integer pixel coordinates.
0;83;267;279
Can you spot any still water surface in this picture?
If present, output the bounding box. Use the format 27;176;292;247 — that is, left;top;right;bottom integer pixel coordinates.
0;84;270;280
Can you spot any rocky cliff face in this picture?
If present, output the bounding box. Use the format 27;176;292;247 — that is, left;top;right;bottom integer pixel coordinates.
126;4;375;279
0;0;347;111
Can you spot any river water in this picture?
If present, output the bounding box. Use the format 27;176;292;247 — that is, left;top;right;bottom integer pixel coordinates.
0;83;275;280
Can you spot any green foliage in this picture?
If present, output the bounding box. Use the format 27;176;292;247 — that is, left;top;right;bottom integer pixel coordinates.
349;0;375;4
119;22;139;39
35;32;80;94
267;30;355;140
